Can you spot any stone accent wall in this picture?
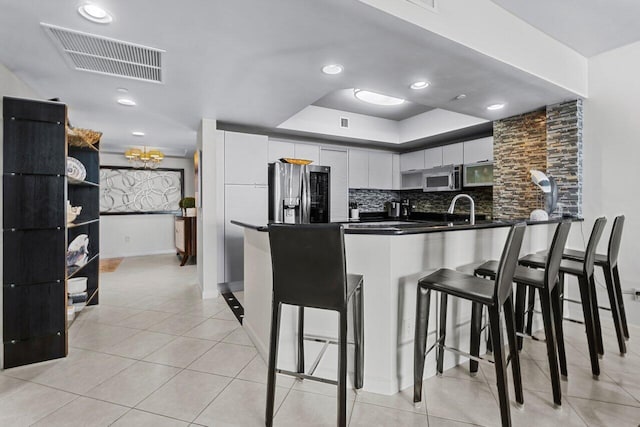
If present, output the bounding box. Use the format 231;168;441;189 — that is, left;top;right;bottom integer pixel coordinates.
493;110;548;219
546;100;583;216
349;187;493;217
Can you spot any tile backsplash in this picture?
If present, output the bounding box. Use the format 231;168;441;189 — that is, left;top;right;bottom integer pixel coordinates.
349;187;493;217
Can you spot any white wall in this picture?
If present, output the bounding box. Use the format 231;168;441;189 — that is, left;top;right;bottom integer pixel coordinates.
99;152;195;258
583;40;640;325
0;62;39;369
398;108;488;142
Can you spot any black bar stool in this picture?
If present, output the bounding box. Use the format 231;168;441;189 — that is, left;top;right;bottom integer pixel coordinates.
266;224;364;427
414;223;526;427
519;217;607;378
474;220;572;407
560;215;629;354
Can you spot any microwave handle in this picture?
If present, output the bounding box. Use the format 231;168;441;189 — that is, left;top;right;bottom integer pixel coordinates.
448;172;454;190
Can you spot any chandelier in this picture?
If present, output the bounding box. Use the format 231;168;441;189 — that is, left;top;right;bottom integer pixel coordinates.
124;147;165;169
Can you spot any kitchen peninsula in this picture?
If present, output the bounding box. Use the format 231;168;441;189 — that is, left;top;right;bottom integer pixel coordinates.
232;217;579;395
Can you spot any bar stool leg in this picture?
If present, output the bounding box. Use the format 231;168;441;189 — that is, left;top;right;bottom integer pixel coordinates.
558;273;565;320
603;265;627;354
578;276;601;377
352;285;364;389
515;284;527;351
525;287;536;338
297;307;305;374
503;296;524;406
588;275;605;356
612;265;630;339
551;285;568;378
266;302;282;427
338;309;348;427
413;286;432;403
470;302;482;376
540;290;562;406
488;306;512;427
437;293;448;376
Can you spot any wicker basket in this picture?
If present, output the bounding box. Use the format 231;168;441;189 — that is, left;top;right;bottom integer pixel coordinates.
67;126;102;149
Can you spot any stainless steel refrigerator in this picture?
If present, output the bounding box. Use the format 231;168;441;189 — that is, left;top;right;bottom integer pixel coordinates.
268;162;330;224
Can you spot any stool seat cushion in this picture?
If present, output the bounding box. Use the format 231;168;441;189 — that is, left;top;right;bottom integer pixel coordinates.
347;274;363;298
519;253;585;276
538;248;608;266
418;268;496;306
475;260;546;288
518;254;546;269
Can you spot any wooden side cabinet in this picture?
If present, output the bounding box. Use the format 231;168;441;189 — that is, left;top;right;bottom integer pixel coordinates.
175;216;196;266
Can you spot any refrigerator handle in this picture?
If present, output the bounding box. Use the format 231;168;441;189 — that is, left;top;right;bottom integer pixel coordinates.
301;166;311;223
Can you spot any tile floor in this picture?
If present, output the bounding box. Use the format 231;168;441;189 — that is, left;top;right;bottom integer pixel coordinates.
1;254;640;426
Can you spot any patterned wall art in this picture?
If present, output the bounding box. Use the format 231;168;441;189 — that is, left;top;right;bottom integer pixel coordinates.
100;167;184;214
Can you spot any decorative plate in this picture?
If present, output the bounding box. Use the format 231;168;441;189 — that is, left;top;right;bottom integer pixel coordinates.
280;158;313;165
67;157;87;183
67;234;89;267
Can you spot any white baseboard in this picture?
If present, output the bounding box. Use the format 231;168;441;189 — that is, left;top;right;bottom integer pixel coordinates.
100;248;176;259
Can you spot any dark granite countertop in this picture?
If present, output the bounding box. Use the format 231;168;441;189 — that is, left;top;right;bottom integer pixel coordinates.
230;215;582;235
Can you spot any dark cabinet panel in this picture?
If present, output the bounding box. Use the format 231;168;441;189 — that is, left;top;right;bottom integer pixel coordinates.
3;97;66;124
3;175;65;229
69;146;100;184
3;229;65;285
3;281;65;340
3;334;66;369
68;185;99;223
3;120;66;175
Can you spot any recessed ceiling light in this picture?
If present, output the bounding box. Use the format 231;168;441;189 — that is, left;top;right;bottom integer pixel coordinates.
455;94;467;100
410;81;430;90
78;4;113;24
487;103;505;111
116;87;128;93
354;89;405;106
117;98;136;106
322;64;343;75
132;131;145;137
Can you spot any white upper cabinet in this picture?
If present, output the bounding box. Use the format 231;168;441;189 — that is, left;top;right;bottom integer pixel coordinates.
424;146;443;169
348;149;369;189
368;151;393;190
392;153;401;190
320;148;348;221
442;142;464;166
268;140;294;163
294;144;320;164
225;131;268;185
463;137;494;164
400;150;425;172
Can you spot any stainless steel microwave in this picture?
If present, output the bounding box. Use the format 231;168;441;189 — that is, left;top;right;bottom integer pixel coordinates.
422;165;462;192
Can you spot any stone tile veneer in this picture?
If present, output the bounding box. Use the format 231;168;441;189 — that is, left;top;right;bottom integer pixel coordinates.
546;100;583;216
493;110;547;219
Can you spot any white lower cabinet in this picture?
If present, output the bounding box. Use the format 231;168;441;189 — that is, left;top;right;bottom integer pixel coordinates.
224;184;268;282
320;148;348;221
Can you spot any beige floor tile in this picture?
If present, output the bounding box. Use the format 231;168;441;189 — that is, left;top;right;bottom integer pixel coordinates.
568;396;640;427
107;330;177;359
236;354;296;388
115;310;175;329
31;396;129;426
79;305;143;326
211;307;238;321
274;389;354;426
441;363;487;383
187;342;256;377
427;416;482;426
3;348;135;394
147;314;209;335
422;376;500;427
111;409;190;426
482;355;553;394
143;337;216;368
183;318;239;341
349;401;428;426
70;322;140;352
85;360;180;406
222;326;254;346
194;378;289;426
356;386;427;415
0;381;76;426
136;369;231;422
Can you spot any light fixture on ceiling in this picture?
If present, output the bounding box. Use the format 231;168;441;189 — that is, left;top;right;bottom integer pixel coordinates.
124;147;164;169
132;131;145;136
410;81;430;90
322;64;343;75
353;89;405;106
77;4;113;24
455;94;467;100
117;98;136;106
116;87;128;93
487;103;505;111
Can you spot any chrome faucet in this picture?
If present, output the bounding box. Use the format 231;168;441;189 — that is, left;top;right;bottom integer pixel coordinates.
447;194;475;225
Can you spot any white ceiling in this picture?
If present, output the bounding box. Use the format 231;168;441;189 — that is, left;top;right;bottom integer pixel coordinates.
0;0;579;154
491;0;640;57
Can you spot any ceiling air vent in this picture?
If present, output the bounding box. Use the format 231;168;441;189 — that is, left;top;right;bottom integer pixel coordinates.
340;117;349;128
41;23;164;83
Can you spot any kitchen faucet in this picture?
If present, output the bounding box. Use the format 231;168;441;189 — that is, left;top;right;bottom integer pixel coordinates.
448;194;475;225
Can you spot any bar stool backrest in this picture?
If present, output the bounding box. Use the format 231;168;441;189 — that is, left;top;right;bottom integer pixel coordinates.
495;223;527;305
608;215;625;267
544;221;572;291
584;217;607;277
268;223;347;311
